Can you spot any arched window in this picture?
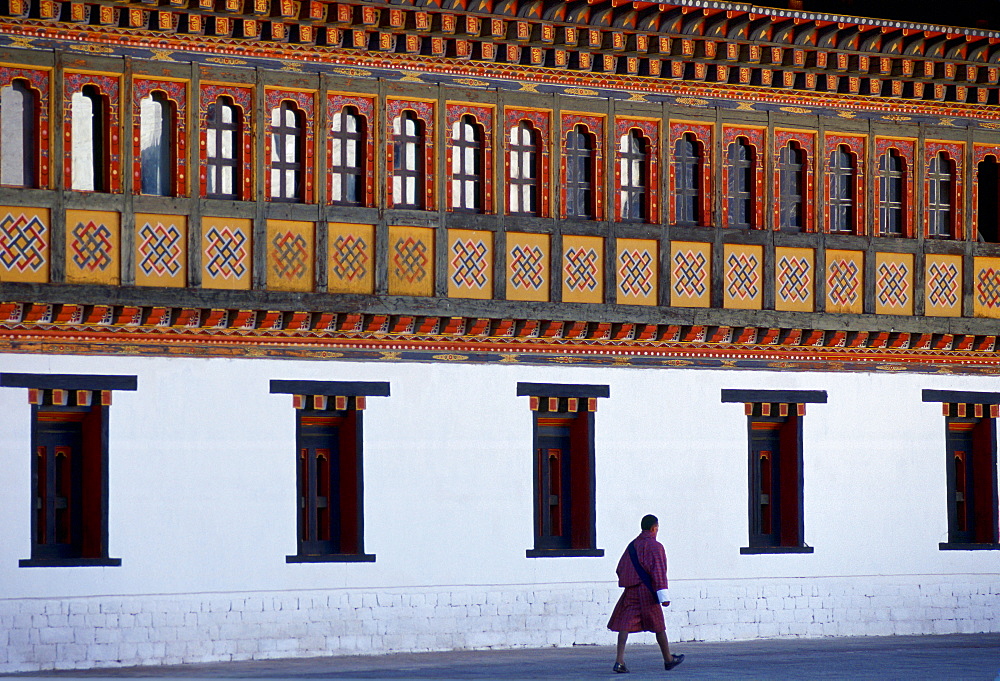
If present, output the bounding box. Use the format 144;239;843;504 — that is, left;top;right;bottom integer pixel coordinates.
70;86;106;192
206;96;240;200
508;122;539;216
565;125;593;219
451;115;482;213
878;150;905;236
619;130;647;222
727;138;754;228
928;152;954;239
977;157;999;243
674;133;701;226
778;142;804;232
392;111;425;209
330;107;364;206
0;80;35;188
270;101;303;202
139;92;173;196
828;145;855;233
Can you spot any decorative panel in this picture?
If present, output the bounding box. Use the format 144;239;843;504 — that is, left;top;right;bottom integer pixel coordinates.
669;241;709;308
200;83;253;201
560;113;605;220
327;94;375;206
135;213;186;287
386;99;435;210
561;234;603;304
973;257;1000;318
924;140;965;240
0;67;50;189
266;219;314;292
924;254;962;317
614;117;659;223
63;72;122;193
505;108;551;218
446;104;494;214
722;126;765;229
0;206;49;283
668;120;712;226
506;231;549;302
65;210;120;285
723;243;762;310
774;247;814;312
328;223;374;295
202;216;251;290
388;225;434;297
825;249;863;314
133;78;187;197
875;252;914;315
264;89;316;203
447;228;492;299
823;134;866;235
616;238;657;306
773;130;816;233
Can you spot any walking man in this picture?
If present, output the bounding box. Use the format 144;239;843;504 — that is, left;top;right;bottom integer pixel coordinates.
607;514;684;673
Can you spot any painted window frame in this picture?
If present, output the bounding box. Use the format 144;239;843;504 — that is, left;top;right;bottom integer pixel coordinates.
560;113;604;220
0;79;38;188
264;89;315;204
0;67;49;190
387;99;435;211
925;142;965;240
505;108;550;218
973;144;1000;243
327;95;375;208
615;118;659;224
823;134;865;236
132;78;186;198
874;138;915;238
65;73;121;194
774;131;815;233
204;96;242;201
669;121;712;227
723;126;764;229
200;84;253;201
446;104;493;214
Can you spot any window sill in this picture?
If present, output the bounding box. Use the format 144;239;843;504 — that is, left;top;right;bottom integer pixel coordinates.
526;548;605;558
286;553;376;563
19;557;122;568
939;542;1000;551
740;546;814;555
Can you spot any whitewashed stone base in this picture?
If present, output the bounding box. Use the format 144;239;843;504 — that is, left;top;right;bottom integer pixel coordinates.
2;574;998;673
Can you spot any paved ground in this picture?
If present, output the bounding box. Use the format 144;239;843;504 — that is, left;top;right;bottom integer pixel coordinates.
5;634;1000;680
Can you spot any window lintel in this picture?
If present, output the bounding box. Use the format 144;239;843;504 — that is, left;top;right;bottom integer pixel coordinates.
922;389;1000;405
721;389;826;404
270;380;390;397
517;382;609;399
0;373;137;391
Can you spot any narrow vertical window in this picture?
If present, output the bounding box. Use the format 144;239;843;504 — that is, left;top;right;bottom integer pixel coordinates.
451;115;482;213
619;130;647;222
928;152;954;239
778;142;804;232
878;151;905;236
828;145;855;233
139;92;173;196
70;86;105;192
565;125;593;219
674;133;702;226
330;107;364;206
508;122;539;215
0;80;35;188
977;157;999;243
727;138;754;228
270;101;303;202
392;111;425;209
206;96;240;200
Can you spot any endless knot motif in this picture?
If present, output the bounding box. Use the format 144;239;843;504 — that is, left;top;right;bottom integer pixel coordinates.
726;251;759;300
70;221;113;272
393;236;429;283
137;221;183;278
450;238;489;289
564;247;599;292
509;244;545;291
776;256;811;303
619;248;654;297
976;267;1000;309
827;259;860;307
271;231;309;281
671;249;707;298
205;226;248;280
927;261;959;309
0;213;47;273
876;261;910;308
331;234;369;282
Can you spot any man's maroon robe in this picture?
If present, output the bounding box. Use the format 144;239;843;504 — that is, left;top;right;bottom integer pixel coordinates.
607;529;669;633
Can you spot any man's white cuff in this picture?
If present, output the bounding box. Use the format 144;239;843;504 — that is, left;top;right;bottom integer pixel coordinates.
656;589;670;603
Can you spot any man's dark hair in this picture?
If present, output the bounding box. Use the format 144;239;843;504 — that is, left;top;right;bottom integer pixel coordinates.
641;514;658;531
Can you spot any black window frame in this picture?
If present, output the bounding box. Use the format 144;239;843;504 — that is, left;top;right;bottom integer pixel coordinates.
450;114;483;213
727;138;754;228
330;105;365;207
673;132;702;227
878;150;905;237
828;145;855;234
508;121;540;216
205;95;241;201
927;152;954;239
619;129;647;223
564;125;594;220
269;101;304;203
392;110;426;210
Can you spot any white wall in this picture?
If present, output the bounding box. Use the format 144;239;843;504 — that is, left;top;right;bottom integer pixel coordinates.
1;352;998;670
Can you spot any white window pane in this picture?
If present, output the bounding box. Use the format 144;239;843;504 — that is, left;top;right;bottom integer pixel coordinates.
221;130;234;161
346;139;357;167
0;84;26;186
452;178;461;207
405;116;416;136
332;112;343;133
406;177;416;205
464;181;475;208
270;135;280;162
406;142;417;171
283;135;296;164
71;91;95;191
270;168;280;197
464;146;475;171
285;169;296;198
393;174;402;204
331;174;342;202
392;115;402;136
221;166;233;196
206;127;218;160
451;149;460;174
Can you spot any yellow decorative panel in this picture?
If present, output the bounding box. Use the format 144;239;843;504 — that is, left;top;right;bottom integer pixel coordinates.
723;244;762;310
825;250;863;314
0;206;50;283
65;210;120;285
616;238;657;306
506;232;549;302
447;229;493;300
924;254;962;317
561;235;603;304
874;252;914;315
774;247;814;312
328;223;374;295
202;217;252;290
669;241;709;308
266;219;315;292
973;257;1000;318
388;225;434;297
135;213;186;288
